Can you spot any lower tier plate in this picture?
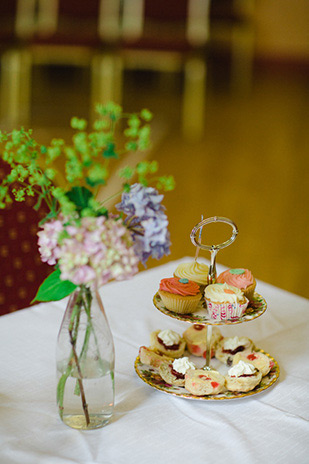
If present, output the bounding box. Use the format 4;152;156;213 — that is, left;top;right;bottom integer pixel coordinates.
135;349;279;401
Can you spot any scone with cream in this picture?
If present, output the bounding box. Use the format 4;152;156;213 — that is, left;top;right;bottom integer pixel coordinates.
232;351;272;377
150;329;186;358
215;336;254;365
139;346;172;369
204;283;248;321
185;369;225;396
159;357;196;387
183;324;222;358
217;268;256;301
225;360;262;392
174;261;209;291
159;277;202;314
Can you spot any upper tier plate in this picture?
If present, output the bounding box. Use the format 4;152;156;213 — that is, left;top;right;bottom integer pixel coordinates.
153;292;267;325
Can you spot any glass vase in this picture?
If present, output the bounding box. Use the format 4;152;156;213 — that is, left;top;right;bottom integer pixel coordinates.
56;283;115;430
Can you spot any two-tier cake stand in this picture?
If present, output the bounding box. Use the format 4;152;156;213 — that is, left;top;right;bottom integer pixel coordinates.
135;217;280;400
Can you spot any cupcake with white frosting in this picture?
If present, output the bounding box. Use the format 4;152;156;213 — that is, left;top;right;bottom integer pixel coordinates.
217;268;256;301
225;360;262;392
174;261;209;291
204;283;248;321
159;357;196;387
150;329;186;358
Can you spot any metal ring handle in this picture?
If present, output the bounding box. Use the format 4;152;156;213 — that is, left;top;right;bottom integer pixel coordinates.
190;216;238;251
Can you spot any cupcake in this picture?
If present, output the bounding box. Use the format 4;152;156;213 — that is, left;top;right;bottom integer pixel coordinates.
225;360;262;393
204;282;249;321
232;351;272;377
158;277;202;314
215;336;254;365
183;324;222;358
216;268;256;301
185;369;225;396
174;261;209;292
159;357;196;387
150;329;186;358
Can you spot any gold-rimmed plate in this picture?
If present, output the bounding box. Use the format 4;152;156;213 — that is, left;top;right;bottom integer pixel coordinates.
135;349;279;401
153;292;267;325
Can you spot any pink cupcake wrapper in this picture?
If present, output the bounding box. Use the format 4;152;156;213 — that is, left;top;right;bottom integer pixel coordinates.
205;299;249;321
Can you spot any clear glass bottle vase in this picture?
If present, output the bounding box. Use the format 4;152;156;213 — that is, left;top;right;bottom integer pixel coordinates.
56;283;115;430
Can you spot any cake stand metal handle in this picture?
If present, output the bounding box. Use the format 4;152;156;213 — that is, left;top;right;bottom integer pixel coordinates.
190;216;238;370
190;216;238;284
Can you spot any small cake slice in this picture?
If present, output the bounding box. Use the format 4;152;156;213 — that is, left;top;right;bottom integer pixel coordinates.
183;324;222;358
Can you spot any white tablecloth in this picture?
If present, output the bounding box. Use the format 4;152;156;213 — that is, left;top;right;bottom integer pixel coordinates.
1;258;309;464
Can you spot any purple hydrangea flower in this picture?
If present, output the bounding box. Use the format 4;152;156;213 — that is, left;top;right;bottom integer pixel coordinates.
116;183;171;265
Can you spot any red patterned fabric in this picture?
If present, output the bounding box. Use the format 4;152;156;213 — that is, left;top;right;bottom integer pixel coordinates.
0;162;52;315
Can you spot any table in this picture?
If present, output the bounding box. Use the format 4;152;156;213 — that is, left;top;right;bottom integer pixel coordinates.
1;258;309;464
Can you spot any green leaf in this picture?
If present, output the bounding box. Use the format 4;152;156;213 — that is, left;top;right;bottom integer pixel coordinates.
32;269;77;303
103;142;117;159
65;186;93;211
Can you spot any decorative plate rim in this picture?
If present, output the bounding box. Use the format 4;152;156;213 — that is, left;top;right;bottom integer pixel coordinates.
153;292;267;325
134;349;280;401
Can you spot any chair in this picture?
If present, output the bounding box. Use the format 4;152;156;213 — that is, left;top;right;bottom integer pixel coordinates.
0;0;122;128
114;0;210;141
0;160;51;315
208;0;256;93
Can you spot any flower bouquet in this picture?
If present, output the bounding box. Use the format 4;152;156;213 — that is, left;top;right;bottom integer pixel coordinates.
0;102;175;429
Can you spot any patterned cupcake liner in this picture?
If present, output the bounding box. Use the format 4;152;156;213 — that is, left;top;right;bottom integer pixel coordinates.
205;298;249;321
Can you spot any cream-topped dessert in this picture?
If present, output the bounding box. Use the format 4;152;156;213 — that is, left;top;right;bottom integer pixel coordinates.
174;261;209;288
233;351;272;377
159;357;196;387
217;268;256;301
225;360;262;392
150;329;186;358
204;283;248;320
158;329;181;346
215;336;254;365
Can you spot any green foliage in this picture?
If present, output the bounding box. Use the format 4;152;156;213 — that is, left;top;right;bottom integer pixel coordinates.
0;102;175;218
32;269;77;303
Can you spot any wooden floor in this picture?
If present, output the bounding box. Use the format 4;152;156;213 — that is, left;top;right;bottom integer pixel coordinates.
2;59;309;299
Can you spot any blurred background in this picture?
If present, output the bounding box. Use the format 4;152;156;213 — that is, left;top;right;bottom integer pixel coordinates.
0;0;308;314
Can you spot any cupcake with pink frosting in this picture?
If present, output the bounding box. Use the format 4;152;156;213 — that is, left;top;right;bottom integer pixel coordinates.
158;277;202;314
216;268;256;301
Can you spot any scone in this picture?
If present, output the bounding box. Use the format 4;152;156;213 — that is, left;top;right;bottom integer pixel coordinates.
185;369;225;396
233;351;272;377
204;283;249;321
215;336;254;365
159;357;196;387
183;324;222;358
139;346;172;369
225;360;262;392
150;329;186;358
216;268;256;301
158;277;202;314
174;261;209;292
